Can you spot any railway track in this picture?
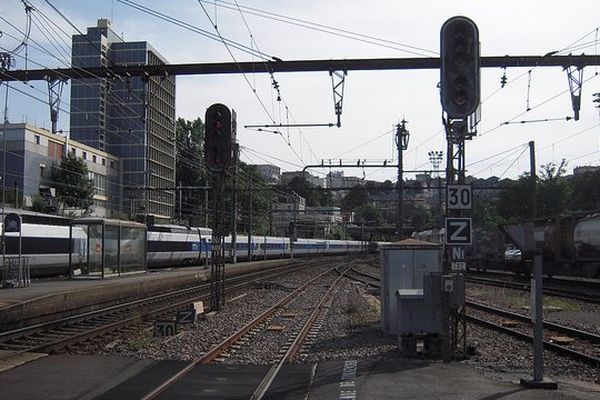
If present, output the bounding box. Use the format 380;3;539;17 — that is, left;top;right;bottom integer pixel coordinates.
345;267;380;288
140;264;347;399
467;301;600;368
343;267;600;367
0;260;325;360
465;275;600;303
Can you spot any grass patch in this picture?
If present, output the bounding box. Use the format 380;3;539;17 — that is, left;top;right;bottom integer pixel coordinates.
128;336;152;352
543;296;580;312
468;284;581;312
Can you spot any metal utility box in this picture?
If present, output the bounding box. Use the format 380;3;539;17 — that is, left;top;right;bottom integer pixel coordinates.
395;289;443;335
423;272;465;307
380;239;441;334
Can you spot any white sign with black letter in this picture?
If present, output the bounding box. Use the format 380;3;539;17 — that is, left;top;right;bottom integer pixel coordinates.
445;217;472;245
447;185;472;210
451;246;466;270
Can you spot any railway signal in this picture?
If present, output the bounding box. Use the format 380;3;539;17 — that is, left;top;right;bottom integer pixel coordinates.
204;103;233;172
440;16;480;118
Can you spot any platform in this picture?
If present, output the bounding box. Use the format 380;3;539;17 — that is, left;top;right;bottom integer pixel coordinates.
0;259;298;331
0;355;598;399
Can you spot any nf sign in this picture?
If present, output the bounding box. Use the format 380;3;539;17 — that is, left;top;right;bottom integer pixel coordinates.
445;217;472;245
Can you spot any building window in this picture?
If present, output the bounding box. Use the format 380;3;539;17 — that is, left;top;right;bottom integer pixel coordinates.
92;155;97;163
71;148;76;156
47;141;63;160
102;158;106;166
34;135;40;145
110;160;114;169
88;171;107;196
82;151;87;160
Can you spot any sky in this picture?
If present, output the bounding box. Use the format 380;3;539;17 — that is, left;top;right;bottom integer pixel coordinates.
1;0;599;184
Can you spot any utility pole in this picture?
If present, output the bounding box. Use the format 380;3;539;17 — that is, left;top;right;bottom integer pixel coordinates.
291;196;297;260
204;177;209;227
361;222;365;256
529;141;537;218
268;194;273;236
247;181;253;261
177;181;182;223
595;93;600;162
395;119;410;240
428;150;444;227
231;143;239;264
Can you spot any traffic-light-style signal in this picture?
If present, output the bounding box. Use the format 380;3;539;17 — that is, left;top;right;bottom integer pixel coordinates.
440;16;480;119
593;92;600;109
205;103;232;172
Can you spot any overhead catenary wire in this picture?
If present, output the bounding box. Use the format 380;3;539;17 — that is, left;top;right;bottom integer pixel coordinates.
4;2;600;187
230;0;319;164
0;14;153;140
496;146;530;179
195;0;305;166
200;0;437;57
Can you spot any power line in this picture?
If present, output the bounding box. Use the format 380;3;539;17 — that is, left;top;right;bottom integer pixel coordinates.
201;0;437;56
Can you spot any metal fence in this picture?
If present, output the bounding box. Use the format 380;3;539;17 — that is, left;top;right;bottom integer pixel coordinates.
1;256;31;288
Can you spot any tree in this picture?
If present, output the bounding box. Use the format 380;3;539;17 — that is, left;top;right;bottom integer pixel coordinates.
342;185;369;211
537;159;570;217
52;153;95;214
497;174;536;222
496;160;571;221
570;169;600;211
175;117;206;225
287;176;328;207
472;201;505;228
354;204;382;225
238;163;271;235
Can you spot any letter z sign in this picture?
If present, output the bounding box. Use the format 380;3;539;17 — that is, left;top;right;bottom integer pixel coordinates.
445;218;472;245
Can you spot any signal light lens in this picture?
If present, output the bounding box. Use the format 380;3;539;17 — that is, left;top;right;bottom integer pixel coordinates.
440;16;480;118
205;103;233;172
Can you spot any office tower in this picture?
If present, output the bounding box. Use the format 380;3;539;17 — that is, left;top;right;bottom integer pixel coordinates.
70;19;175;218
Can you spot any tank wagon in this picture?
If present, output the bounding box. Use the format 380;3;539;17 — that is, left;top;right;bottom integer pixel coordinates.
411;213;600;279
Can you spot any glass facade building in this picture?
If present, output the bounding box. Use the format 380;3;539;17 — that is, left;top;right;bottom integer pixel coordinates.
70;19;176;218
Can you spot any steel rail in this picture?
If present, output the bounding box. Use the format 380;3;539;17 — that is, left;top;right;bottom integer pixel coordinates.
348;267;379;282
250;268;348;400
140;264;339;400
465;276;599;303
466;300;600;344
467;314;600;368
341;266;600;367
0;260;311;359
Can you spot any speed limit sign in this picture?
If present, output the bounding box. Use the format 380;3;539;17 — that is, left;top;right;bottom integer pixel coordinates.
447;185;472;210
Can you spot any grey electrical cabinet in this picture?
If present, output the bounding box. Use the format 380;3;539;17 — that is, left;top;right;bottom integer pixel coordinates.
395;289;443;335
380;239;442;334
